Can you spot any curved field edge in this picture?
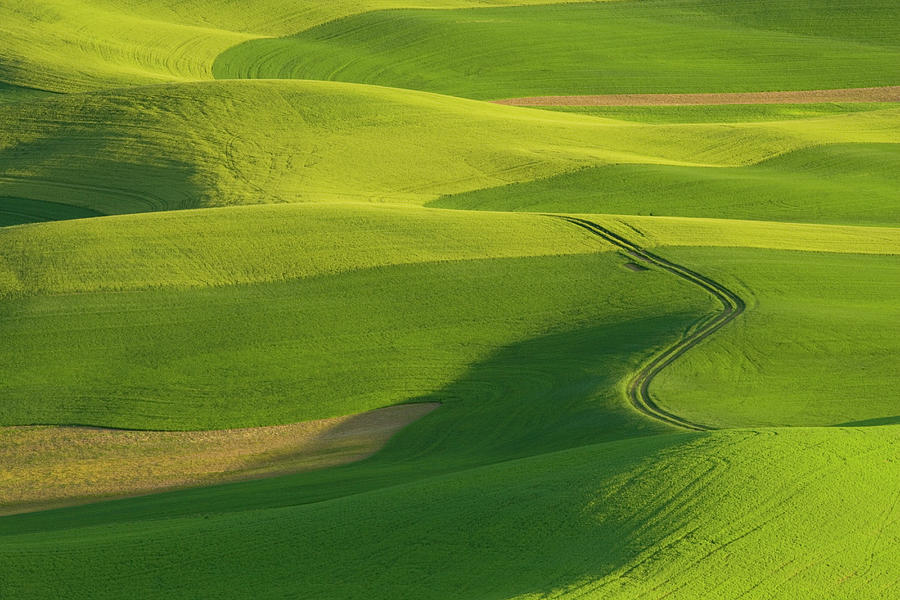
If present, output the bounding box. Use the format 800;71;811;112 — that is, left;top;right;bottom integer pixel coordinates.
0;197;102;227
0;403;437;516
1;426;897;599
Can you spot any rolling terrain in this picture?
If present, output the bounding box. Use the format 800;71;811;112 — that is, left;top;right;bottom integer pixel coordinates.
2;81;895;218
213;0;900;98
0;0;898;598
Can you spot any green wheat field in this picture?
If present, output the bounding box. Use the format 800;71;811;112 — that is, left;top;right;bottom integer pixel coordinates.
0;1;898;598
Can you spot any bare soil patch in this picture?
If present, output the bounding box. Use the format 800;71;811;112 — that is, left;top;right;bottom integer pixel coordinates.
0;403;438;515
494;86;900;106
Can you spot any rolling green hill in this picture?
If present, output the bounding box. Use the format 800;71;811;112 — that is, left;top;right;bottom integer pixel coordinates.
214;0;900;98
434;143;900;226
569;215;900;428
652;247;900;428
0;0;612;92
589;215;900;429
11;0;898;97
0;83;57;105
2;427;898;599
0;204;715;430
1;80;896;218
0;203;605;294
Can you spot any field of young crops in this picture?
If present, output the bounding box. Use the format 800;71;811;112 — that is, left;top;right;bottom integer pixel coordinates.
0;1;897;598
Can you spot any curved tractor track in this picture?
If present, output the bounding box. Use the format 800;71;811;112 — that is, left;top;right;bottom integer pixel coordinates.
557;216;746;432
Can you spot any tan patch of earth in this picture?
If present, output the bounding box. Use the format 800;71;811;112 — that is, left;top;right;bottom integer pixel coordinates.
494;86;900;106
0;402;438;515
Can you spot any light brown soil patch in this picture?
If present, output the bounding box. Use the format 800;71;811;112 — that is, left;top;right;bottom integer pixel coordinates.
0;403;438;515
494;86;900;106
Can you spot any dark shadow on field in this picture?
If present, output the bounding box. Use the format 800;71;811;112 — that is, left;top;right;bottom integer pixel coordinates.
835;415;900;428
0;314;713;599
375;314;695;464
0;312;700;537
242;311;698;478
0;109;208;216
231;402;440;477
0;80;59;105
0;196;103;227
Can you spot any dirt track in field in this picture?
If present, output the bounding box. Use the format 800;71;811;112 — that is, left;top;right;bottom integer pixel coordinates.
557;217;745;431
495;86;900;106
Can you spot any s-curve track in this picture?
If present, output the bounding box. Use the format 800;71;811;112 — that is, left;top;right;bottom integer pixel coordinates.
556;216;746;432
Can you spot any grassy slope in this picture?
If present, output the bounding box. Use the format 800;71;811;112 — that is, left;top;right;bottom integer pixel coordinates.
1;81;896;218
1;215;894;551
0;80;683;216
433;142;900;226
0;0;610;92
6;0;897;95
0;203;604;295
0;204;715;430
603;215;900;255
213;0;900;99
0;0;250;91
2;427;898;599
582;215;900;428
80;0;610;34
0;253;703;430
651;248;900;428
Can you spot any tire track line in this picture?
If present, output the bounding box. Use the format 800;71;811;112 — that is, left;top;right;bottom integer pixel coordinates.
556;216;746;431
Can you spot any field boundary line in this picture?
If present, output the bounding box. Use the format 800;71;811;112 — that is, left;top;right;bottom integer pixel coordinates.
554;216;746;431
496;86;900;106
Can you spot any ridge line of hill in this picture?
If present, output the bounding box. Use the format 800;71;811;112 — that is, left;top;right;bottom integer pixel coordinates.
556;216;746;431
